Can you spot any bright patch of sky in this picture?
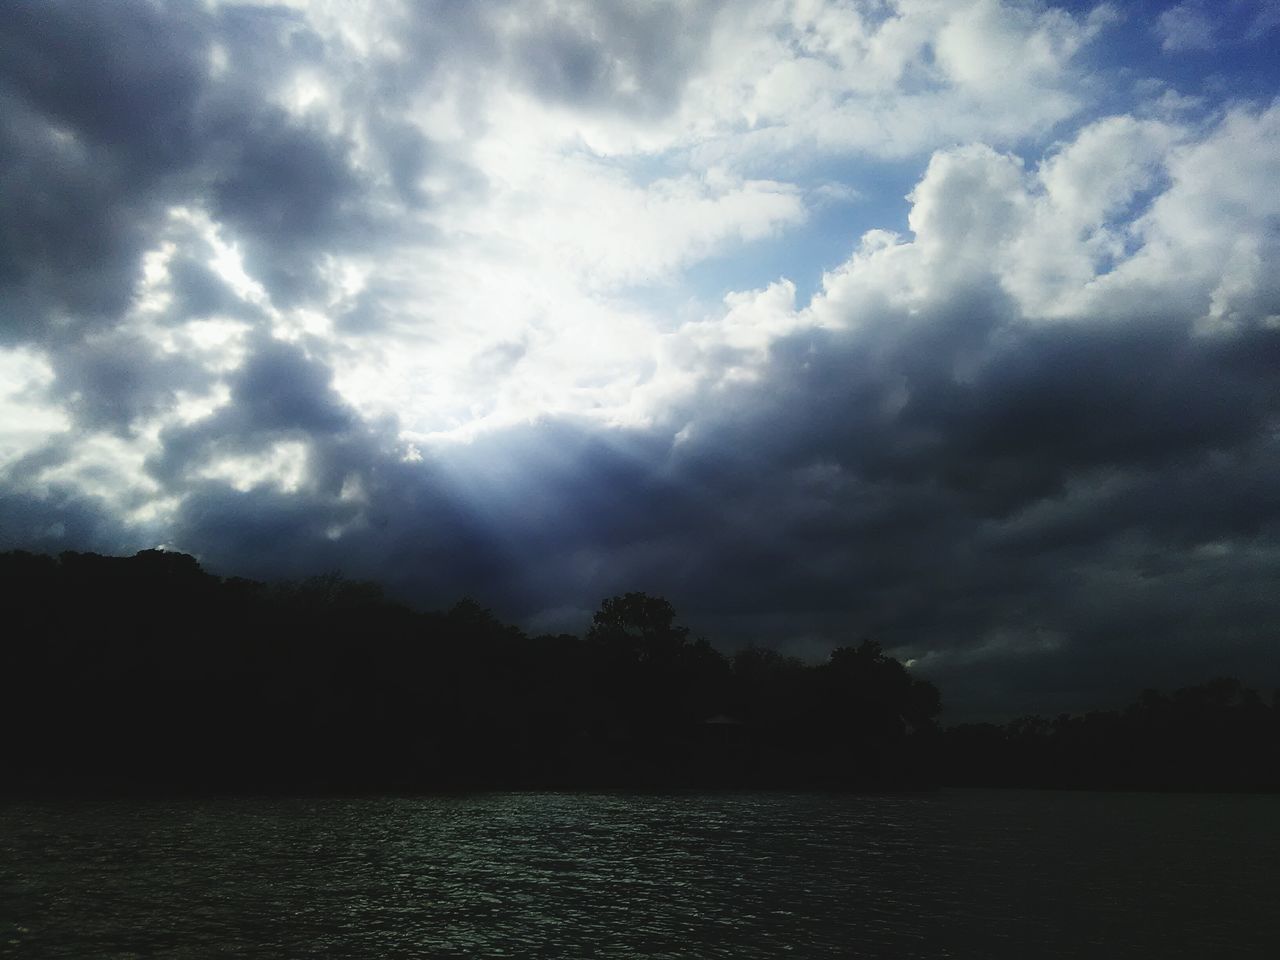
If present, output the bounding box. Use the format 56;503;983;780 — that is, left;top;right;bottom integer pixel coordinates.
4;0;1278;468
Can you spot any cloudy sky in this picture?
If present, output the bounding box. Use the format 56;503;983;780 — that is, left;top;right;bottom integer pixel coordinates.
2;0;1278;717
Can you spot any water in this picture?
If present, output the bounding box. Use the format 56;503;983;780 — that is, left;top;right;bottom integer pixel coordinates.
2;789;1277;958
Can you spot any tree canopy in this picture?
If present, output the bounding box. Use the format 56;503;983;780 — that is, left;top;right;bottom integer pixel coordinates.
3;549;1274;794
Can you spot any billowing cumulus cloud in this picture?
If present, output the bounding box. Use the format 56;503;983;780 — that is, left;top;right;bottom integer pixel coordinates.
2;0;1278;718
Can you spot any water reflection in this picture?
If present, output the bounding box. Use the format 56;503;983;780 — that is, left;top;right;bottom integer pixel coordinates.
3;790;1278;958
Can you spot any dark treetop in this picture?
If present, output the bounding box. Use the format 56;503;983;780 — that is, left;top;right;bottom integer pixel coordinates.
2;550;1276;794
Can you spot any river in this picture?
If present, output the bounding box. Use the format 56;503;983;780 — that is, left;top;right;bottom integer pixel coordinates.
2;789;1277;957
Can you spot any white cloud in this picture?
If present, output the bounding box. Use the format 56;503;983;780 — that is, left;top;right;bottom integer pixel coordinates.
1084;101;1280;327
684;0;1111;164
195;441;311;494
0;349;70;470
876;103;1279;329
632;100;1280;423
25;430;168;522
250;0;1121;446
1157;1;1218;52
458;143;806;290
6;0;1274;534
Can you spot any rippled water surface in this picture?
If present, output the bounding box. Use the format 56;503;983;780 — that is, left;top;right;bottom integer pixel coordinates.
3;789;1278;958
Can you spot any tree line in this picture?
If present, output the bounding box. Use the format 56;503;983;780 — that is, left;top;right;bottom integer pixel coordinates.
1;549;1275;793
943;677;1280;791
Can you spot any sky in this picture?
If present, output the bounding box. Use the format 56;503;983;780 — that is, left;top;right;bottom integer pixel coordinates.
2;0;1278;718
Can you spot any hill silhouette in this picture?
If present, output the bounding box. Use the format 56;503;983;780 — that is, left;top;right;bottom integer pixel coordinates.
1;549;939;793
2;549;1275;793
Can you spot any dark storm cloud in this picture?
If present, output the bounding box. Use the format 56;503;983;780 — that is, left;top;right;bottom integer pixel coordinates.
130;338;500;591
0;0;411;344
661;292;1279;520
0;0;520;599
2;0;1278;723
164;254;258;323
129;338;514;603
634;302;1280;713
169;482;363;581
0;0;209;337
0;0;447;532
512;1;721;117
0;486;145;557
230;339;356;435
9;279;1279;718
49;332;214;434
147;337;356;487
0;0;719;343
208;112;369;305
183;287;1273;718
159;425;518;599
382;0;722;121
91;262;1273;720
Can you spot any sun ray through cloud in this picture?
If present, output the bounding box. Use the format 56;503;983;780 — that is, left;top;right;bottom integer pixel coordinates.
1;0;1278;717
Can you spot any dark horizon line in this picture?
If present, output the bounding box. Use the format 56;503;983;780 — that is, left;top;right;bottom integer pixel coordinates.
4;547;1278;796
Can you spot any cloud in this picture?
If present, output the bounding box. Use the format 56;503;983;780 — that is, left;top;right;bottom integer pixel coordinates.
48;331;214;434
508;0;722;118
1157;1;1218;52
609;104;1280;709
683;0;1115;166
95;94;1277;717
0;1;207;339
1;0;1278;719
0;1;366;343
1157;0;1280;53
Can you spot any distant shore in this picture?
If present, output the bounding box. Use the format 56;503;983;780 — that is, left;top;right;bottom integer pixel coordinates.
4;549;1276;796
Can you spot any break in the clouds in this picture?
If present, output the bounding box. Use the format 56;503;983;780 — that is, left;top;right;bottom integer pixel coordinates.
2;0;1278;717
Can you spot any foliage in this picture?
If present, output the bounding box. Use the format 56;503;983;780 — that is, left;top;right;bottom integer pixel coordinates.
6;549;1271;794
0;550;942;792
942;677;1280;790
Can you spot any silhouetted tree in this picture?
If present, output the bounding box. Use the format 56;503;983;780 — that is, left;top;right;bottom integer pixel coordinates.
587;592;690;662
942;677;1280;790
14;549;1267;794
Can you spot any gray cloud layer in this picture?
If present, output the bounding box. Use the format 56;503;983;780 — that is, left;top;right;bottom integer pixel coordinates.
2;0;1278;719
